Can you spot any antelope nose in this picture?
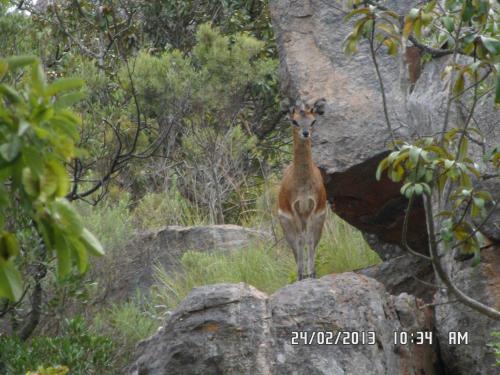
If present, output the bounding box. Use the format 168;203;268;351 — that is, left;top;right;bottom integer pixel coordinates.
302;130;309;138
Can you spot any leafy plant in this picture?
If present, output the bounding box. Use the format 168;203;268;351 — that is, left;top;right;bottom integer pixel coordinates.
488;332;500;367
0;56;104;301
0;316;114;375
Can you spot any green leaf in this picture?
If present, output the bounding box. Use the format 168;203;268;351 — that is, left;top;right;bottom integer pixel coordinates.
46;159;70;197
480;36;500;56
6;55;37;70
453;70;465;96
80;228;104;256
0;258;23;301
52;199;82;236
31;62;46;94
461;0;474;23
457;137;468;161
0;232;20;260
409;147;421;165
0;59;8;80
55;234;71;278
441;16;454;33
403;17;414;39
424;0;437;13
344;8;371;21
69;238;89;274
22;168;39;197
46;78;84;97
0;137;21;162
494;64;500;104
413;18;422;40
54;91;86;109
0;84;22;103
383;38;399;55
376;158;388;180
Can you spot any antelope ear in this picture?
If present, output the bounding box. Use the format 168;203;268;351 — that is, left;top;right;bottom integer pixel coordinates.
280;98;292;114
313;98;326;115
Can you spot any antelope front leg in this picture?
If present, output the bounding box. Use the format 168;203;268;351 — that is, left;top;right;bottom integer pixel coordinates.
278;210;304;280
306;210;327;279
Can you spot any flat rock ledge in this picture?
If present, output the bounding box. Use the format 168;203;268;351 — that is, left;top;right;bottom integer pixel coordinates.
128;273;441;375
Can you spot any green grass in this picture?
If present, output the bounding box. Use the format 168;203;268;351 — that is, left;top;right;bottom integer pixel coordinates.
90;297;160;372
152;212;380;309
152;244;295;308
316;212;381;275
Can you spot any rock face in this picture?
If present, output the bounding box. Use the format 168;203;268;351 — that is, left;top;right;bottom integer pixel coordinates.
98;225;270;300
129;273;440;375
268;0;431;292
434;247;500;375
269;0;499;374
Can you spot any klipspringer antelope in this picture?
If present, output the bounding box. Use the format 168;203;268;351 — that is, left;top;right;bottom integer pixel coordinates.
278;97;327;280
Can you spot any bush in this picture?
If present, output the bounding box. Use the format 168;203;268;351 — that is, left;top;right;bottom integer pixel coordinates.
0;317;114;375
488;332;500;367
91;298;159;372
76;196;133;251
133;181;206;230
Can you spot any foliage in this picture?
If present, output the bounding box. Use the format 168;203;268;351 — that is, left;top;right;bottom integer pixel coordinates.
344;0;500;104
0;56;103;301
91;298;159;371
133;186;206;230
488;332;500;367
129;23;279;223
376;137;494;259
345;0;500;319
0;316;114;375
140;0;276;54
76;196;133;251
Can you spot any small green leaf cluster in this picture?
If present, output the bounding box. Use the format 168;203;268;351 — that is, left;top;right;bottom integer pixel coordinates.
488;332;500;367
0;56;103;301
343;5;401;56
344;0;500;104
376;130;495;257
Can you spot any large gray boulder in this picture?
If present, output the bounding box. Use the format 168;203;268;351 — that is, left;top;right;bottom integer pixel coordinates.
129;273;440;375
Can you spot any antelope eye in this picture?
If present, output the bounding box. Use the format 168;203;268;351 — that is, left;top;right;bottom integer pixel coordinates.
292;120;299;126
311;120;316;126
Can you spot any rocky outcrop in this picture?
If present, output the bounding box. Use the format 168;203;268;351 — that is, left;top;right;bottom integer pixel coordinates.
129;273;441;375
97;225;270;301
269;0;499;374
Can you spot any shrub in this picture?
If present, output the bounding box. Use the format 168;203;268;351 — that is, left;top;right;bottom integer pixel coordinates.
76;196;133;251
133;181;206;230
0;317;114;375
91;298;160;372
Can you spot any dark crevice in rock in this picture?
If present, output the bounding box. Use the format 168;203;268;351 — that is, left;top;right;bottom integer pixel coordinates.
322;151;428;255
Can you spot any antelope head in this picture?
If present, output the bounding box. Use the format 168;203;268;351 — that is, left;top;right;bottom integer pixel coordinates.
280;97;326;140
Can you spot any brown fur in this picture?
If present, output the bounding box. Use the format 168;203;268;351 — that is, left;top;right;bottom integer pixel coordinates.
277;99;327;280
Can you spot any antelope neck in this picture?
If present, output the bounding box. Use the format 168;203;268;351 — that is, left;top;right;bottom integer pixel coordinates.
292;130;314;180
